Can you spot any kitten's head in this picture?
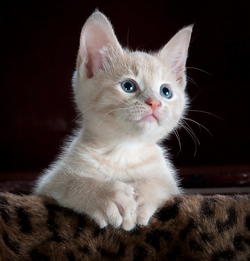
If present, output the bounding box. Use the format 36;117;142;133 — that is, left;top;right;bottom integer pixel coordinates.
73;12;192;144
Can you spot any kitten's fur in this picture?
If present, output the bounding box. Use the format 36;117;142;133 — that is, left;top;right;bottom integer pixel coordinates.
35;12;192;230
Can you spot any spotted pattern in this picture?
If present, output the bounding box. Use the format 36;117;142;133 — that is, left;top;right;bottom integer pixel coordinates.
0;193;249;260
16;207;32;233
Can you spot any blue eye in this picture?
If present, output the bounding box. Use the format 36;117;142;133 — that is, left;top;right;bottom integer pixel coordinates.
121;80;136;93
160;85;172;99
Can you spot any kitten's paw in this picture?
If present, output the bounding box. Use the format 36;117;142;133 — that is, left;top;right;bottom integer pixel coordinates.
134;191;158;226
105;182;136;229
136;203;156;226
92;211;108;228
122;211;137;231
113;182;136;217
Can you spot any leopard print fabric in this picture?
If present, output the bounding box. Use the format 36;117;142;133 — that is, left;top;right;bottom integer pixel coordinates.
0;193;249;261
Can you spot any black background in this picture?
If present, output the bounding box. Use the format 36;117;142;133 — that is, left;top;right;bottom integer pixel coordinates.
1;0;250;173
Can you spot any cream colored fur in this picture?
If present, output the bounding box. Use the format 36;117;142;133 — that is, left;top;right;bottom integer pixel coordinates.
35;12;192;230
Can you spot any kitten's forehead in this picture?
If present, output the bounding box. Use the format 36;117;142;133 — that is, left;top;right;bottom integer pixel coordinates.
126;51;173;89
129;51;162;74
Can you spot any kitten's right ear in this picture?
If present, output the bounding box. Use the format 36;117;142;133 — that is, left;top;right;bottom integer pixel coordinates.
158;26;193;86
78;12;122;78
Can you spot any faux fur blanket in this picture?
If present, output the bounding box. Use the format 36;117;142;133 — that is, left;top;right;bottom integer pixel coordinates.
0;192;249;261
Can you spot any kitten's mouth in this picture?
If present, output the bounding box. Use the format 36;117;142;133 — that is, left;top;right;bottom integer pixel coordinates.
140;115;158;123
138;111;159;123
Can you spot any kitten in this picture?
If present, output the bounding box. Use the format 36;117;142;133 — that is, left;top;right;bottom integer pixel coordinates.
35;11;192;231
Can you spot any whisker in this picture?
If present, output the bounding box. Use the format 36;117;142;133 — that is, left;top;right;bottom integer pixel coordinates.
125;97;133;105
190;89;202;102
103;108;128;118
173;129;182;156
98;107;128;127
189;109;222;120
113;96;131;106
129;111;138;123
128;113;133;122
181;120;200;156
186;76;199;88
122;113;131;127
82;106;95;114
182;120;200;145
115;112;130;123
71;112;82;123
182;123;198;146
187;66;212;76
183;125;198;156
183;117;213;136
71;106;95;122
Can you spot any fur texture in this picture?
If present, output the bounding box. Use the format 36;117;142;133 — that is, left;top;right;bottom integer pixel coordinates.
35;11;192;230
0;193;249;260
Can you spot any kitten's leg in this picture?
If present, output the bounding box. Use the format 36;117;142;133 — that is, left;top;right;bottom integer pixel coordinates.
36;174;137;230
133;177;180;226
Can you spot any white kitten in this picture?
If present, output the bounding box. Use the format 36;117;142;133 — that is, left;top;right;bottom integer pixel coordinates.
35;11;192;230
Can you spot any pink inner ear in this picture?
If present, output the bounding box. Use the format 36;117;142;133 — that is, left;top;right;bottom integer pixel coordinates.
85;50;103;78
78;12;122;78
170;53;184;73
79;26;106;78
159;27;192;79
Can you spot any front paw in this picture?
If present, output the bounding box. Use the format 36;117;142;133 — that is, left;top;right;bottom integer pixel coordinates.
136;202;156;226
134;192;162;227
134;181;180;226
121;198;156;229
93;181;137;230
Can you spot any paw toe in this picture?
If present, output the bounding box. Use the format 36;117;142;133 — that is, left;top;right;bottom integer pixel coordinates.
136;204;155;226
122;217;136;231
106;202;123;228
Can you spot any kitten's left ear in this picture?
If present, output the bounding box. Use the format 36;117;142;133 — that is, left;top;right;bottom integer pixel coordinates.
158;26;193;85
78;11;122;78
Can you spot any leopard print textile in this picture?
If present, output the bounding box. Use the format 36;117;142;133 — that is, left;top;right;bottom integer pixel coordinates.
0;193;249;260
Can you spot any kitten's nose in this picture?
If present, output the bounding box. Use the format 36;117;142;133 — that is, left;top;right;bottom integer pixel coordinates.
145;97;162;111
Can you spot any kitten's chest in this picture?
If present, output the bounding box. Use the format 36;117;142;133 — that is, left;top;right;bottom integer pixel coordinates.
87;144;167;180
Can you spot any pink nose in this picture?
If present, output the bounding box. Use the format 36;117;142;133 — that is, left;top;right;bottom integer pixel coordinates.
145;98;162;111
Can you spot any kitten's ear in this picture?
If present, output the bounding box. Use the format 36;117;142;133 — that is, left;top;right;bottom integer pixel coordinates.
158;26;193;84
78;11;122;78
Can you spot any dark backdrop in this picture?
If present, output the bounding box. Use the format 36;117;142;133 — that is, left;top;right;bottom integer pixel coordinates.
1;0;250;173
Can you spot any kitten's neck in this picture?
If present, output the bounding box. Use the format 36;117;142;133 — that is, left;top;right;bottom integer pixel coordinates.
78;127;156;153
75;127;162;173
